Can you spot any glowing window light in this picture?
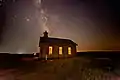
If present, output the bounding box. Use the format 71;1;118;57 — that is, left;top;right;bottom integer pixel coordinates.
59;47;63;55
49;46;53;55
68;47;72;55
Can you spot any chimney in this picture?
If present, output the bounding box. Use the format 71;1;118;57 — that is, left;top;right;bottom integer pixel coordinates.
43;31;48;38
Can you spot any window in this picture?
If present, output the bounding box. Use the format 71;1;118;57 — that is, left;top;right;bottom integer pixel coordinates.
68;47;72;55
59;47;62;55
49;46;53;55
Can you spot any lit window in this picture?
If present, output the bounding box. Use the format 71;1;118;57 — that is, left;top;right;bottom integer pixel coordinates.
68;47;72;55
49;46;53;55
59;47;62;55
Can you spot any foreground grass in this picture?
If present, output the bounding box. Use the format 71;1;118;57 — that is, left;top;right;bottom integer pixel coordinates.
0;57;119;80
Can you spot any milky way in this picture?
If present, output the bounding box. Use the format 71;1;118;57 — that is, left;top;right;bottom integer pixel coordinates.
0;0;43;53
0;0;120;53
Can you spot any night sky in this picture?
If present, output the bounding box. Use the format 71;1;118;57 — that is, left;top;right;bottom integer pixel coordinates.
0;0;120;52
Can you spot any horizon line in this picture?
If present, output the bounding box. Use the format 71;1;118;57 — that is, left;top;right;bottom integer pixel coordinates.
77;50;120;52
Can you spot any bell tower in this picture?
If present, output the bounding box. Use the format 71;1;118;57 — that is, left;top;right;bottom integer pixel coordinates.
43;31;48;38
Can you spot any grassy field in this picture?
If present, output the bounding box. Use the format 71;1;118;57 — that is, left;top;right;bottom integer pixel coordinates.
0;57;119;80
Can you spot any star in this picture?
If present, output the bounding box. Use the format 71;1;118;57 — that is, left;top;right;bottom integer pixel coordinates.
26;18;30;22
24;17;30;22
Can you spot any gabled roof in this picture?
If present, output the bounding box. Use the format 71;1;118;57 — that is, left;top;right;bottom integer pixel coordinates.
39;37;78;46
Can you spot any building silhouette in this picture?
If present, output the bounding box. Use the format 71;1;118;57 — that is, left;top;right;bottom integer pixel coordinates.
39;31;78;59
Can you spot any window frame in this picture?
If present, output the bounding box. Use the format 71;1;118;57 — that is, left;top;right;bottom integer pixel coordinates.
49;46;53;55
59;47;63;55
68;47;72;55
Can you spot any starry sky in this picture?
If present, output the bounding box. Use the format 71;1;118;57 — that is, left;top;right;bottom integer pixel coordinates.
0;0;120;53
